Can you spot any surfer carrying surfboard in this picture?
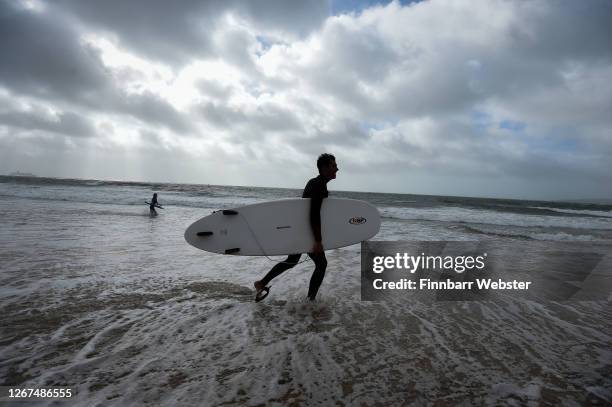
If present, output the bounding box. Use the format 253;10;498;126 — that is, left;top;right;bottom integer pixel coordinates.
148;193;162;215
254;153;339;301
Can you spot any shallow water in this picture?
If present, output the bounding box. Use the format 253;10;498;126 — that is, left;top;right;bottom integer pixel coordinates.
1;177;611;405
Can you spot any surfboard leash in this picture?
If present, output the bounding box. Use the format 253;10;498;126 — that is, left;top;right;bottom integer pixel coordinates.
238;213;312;265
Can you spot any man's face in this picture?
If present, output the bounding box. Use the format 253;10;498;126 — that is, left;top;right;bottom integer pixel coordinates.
322;160;339;180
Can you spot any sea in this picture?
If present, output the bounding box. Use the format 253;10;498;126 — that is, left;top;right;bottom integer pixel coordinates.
1;175;611;406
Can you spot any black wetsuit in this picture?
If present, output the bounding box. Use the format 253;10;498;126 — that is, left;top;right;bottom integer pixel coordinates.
260;175;329;300
150;196;158;212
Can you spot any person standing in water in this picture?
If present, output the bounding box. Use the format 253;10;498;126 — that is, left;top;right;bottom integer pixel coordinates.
149;193;161;215
254;153;339;302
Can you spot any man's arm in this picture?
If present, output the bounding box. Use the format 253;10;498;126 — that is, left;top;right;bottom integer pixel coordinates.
310;194;323;241
309;193;324;253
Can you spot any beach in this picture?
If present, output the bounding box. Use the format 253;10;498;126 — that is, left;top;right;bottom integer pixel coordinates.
1;176;611;405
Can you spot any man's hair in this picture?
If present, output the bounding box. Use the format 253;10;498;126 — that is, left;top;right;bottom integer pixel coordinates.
317;153;336;170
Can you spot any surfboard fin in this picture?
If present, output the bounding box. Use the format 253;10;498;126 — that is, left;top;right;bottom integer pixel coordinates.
197;231;213;236
222;210;238;215
255;286;270;302
225;248;240;254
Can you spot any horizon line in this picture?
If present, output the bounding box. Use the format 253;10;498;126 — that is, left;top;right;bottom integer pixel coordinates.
2;173;611;205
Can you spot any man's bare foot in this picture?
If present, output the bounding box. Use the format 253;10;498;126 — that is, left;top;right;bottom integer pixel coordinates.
254;281;270;302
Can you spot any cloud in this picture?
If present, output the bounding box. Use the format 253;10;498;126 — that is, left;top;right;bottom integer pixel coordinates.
0;1;112;102
52;0;330;63
114;91;194;134
237;0;330;38
0;108;97;138
0;0;611;199
0;4;193;137
198;100;302;135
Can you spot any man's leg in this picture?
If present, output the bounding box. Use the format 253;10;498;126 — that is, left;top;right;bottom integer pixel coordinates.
307;252;327;300
255;254;302;290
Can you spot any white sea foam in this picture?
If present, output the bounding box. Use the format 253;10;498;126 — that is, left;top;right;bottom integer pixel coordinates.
531;206;612;218
1;182;611;405
380;205;612;230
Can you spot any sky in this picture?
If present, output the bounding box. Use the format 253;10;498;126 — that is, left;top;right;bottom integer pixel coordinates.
1;0;611;200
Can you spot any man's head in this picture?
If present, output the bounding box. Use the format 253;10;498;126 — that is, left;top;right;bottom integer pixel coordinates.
317;153;338;180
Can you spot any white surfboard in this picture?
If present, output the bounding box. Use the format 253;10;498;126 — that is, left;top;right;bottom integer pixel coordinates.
184;198;380;256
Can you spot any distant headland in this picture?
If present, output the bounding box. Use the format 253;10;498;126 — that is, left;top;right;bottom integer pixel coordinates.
8;171;37;177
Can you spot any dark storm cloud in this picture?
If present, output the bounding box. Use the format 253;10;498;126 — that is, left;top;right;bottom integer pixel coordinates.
212;26;259;71
198;101;302;135
0;2;193;136
302;0;612;123
301;118;370;150
53;0;218;63
114;91;194;134
196;79;234;101
0;0;610;198
346;115;612;187
436;1;612;115
52;0;330;63
0;108;96;138
238;0;330;38
313;19;400;81
0;1;111;102
198;102;246;129
508;0;612;61
0;0;321;139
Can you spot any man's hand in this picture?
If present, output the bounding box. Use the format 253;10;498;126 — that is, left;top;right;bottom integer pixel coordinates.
311;241;323;253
